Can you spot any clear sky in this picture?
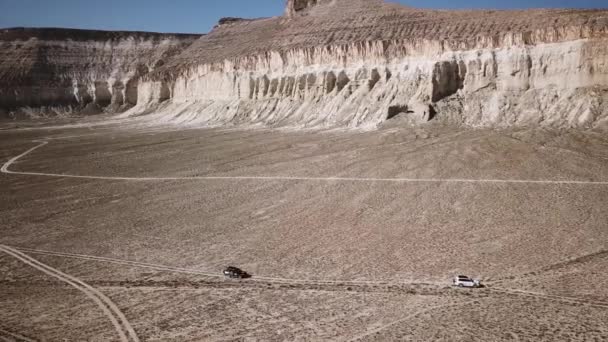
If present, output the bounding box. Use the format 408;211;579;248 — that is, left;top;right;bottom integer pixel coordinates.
1;0;606;34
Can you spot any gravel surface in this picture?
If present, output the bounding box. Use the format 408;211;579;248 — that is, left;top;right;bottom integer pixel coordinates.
1;123;607;340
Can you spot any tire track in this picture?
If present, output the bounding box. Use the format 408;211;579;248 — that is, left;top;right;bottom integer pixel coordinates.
540;250;608;273
0;329;36;342
16;247;221;278
12;246;608;341
0;141;48;174
493;249;608;282
345;286;608;341
489;287;608;309
3;140;608;185
15;246;440;288
344;302;466;342
0;245;139;342
22;245;608;310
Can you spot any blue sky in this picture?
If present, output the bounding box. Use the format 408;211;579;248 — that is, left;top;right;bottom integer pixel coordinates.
0;0;606;34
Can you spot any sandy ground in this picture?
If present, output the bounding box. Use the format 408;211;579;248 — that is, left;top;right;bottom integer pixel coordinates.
1;122;607;341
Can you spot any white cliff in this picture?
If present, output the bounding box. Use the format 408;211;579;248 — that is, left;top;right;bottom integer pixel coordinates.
129;39;608;129
0;28;198;118
2;1;608;129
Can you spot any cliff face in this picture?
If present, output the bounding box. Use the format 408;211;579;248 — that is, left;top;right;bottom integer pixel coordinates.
125;0;608;129
0;28;198;117
2;1;608;129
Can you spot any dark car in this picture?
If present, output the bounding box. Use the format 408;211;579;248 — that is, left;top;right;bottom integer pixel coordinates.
223;266;250;279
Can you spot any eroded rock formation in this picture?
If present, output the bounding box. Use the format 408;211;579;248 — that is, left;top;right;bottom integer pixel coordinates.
129;0;608;129
2;1;608;128
286;0;325;16
0;28;198;117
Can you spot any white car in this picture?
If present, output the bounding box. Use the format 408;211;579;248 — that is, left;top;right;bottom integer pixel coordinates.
453;275;481;288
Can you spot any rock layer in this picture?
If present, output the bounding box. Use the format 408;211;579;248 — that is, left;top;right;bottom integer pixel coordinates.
0;28;198;117
2;1;608;128
128;0;608;129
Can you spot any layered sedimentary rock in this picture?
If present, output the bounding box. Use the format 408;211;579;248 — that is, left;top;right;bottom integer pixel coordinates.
2;1;608;128
0;28;198;116
129;0;608;129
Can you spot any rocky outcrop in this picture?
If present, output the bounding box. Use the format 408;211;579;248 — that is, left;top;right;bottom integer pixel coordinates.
286;0;325;16
125;0;608;129
0;28;198;117
2;1;608;129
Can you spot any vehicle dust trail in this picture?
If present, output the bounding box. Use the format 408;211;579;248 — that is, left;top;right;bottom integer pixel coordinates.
0;245;140;342
0;328;36;342
344;303;466;342
489;287;608;309
15;247;438;287
3;140;608;185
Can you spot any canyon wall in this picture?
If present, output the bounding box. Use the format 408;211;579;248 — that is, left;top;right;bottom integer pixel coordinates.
130;36;608;129
0;28;198;117
2;0;608;129
126;0;608;129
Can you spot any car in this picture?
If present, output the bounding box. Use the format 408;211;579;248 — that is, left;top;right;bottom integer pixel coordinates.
453;275;481;288
223;266;250;279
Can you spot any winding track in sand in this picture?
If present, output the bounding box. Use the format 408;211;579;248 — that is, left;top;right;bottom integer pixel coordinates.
3;140;608;185
488;288;608;309
14;246;431;287
14;246;608;309
344;303;468;342
0;328;36;342
0;245;140;342
3;138;608;340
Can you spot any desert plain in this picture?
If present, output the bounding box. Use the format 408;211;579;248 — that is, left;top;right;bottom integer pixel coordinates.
1;120;607;341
